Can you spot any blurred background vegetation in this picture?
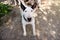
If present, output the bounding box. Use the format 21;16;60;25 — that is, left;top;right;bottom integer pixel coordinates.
0;3;12;25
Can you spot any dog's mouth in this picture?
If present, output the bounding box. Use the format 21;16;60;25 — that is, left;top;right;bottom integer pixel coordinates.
23;15;32;22
27;18;32;22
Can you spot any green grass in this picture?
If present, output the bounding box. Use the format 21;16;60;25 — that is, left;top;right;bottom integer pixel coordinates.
0;3;13;18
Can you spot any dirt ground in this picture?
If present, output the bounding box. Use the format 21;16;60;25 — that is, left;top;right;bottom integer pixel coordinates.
0;0;60;40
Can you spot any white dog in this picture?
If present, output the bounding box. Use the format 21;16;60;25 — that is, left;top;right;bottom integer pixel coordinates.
19;0;37;36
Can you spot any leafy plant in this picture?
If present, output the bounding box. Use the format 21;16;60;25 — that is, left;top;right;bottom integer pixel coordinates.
0;3;13;18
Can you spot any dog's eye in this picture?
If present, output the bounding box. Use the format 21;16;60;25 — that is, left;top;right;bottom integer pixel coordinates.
25;11;27;12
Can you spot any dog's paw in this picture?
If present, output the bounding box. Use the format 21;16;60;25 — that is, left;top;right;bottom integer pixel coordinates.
23;33;26;36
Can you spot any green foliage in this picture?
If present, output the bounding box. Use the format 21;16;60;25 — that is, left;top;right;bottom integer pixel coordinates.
0;3;13;18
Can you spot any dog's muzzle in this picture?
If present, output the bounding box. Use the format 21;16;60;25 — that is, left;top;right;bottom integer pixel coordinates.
23;15;32;22
27;18;32;22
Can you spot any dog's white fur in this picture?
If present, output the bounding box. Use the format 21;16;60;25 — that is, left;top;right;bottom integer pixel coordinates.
19;0;36;36
22;7;36;36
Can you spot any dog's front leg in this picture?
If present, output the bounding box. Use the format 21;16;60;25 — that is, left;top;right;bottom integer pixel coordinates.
23;24;27;36
32;20;36;36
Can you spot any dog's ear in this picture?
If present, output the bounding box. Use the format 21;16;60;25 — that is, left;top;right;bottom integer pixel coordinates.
31;2;37;9
21;2;26;11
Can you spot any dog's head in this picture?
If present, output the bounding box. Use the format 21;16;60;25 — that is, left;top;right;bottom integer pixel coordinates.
21;2;37;22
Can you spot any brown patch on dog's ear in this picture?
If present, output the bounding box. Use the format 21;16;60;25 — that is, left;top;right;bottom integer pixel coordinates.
21;2;26;11
31;2;37;9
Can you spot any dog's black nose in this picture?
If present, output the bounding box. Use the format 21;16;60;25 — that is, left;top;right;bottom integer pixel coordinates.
27;18;32;22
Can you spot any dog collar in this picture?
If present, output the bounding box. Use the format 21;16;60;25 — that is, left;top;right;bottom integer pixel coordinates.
23;15;27;21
